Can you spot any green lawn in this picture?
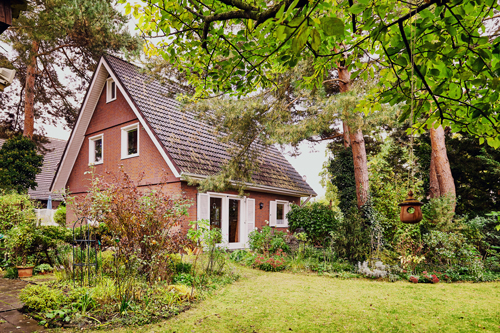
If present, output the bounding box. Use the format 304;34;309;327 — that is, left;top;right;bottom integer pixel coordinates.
94;266;500;332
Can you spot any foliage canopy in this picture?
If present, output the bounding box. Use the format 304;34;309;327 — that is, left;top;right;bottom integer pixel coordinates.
128;0;500;146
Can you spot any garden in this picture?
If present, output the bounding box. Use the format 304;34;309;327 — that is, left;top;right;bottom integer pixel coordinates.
230;199;500;284
0;169;239;330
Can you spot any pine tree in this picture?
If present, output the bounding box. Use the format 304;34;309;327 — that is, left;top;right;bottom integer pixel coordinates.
0;0;140;137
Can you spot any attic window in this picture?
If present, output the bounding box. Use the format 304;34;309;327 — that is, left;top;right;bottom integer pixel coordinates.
106;78;116;103
89;134;103;165
121;123;139;159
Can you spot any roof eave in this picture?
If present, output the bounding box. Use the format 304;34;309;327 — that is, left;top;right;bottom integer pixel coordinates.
181;172;317;197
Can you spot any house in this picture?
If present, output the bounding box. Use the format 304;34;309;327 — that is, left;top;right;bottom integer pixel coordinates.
51;55;316;249
0;137;66;209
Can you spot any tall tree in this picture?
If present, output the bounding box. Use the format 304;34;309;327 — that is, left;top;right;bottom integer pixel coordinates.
126;0;500;147
0;0;140;137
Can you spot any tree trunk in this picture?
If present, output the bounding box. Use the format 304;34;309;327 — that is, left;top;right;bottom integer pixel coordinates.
23;40;39;138
429;153;440;199
342;122;351;148
429;124;456;208
338;65;369;208
349;127;370;207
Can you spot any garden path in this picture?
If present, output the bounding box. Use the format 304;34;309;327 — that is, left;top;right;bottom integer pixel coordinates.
95;266;500;333
0;278;49;333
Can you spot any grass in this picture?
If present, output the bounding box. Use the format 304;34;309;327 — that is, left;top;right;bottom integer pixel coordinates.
82;266;500;333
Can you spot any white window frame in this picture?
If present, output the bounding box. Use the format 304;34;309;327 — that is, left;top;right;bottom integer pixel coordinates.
88;134;104;165
121;123;140;159
272;200;290;227
106;78;116;103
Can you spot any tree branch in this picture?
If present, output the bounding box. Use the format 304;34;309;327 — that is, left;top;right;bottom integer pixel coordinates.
398;20;445;122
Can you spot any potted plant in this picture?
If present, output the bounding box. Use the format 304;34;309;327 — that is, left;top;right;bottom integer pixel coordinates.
5;222;36;278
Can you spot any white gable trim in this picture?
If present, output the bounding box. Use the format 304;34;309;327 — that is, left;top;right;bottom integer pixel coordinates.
51;58;180;193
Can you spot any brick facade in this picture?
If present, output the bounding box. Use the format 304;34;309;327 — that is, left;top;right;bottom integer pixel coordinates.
65;78;303;239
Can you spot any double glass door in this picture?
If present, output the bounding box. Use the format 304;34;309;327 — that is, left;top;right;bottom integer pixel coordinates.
209;197;243;248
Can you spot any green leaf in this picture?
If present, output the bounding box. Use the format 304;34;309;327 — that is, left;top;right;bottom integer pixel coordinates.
349;3;366;15
311;29;321;51
449;83;461;99
472;58;485;73
276;4;286;20
276;25;286;41
292;27;310;54
320;17;344;37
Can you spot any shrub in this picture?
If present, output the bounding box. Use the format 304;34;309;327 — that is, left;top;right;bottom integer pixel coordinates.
0;135;44;193
253;249;287;272
34;263;53;274
357;261;388;278
70;168;192;281
248;225;289;254
0;192;37;234
20;284;66;312
53;205;66;227
330;208;370;262
287;202;340;245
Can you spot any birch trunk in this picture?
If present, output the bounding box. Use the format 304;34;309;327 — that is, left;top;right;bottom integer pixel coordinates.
23;40;39;138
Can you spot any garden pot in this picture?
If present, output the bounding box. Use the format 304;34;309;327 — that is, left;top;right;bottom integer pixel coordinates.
16;266;34;278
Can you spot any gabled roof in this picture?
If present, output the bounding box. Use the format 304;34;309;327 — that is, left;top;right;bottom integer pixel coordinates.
0;137;66;200
52;56;316;197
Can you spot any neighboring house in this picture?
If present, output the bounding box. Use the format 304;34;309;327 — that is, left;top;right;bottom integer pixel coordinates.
51;55;316;249
0;137;66;209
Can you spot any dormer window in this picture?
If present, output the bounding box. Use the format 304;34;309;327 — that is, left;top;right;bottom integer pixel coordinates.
89;134;103;165
106;78;116;103
121;123;139;159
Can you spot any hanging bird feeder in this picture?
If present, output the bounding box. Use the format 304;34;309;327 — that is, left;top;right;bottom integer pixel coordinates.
398;191;423;224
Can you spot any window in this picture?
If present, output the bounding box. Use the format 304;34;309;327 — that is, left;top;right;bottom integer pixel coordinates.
106;78;116;103
276;203;285;225
121;123;139;159
89;134;103;165
269;200;289;227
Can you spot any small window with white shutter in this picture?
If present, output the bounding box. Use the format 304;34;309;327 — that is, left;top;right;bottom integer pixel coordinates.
269;200;290;227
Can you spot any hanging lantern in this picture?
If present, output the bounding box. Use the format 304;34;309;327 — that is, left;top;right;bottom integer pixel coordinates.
398;191;423;224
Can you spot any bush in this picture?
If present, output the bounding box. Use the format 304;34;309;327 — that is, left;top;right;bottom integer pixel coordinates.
330;208;370;262
248;225;289;254
34;263;53;274
53;205;66;227
287;202;340;245
253;249;287;272
20;284;67;312
0;192;37;234
70;168;192;282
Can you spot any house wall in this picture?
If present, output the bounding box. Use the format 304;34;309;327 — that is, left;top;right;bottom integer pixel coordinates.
65;82;181;223
64;76;302;234
180;182;300;233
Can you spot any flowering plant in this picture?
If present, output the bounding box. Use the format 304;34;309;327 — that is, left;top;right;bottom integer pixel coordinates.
409;275;419;283
253;249;287;272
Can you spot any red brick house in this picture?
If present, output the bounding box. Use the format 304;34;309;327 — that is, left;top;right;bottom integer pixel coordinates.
51;56;316;249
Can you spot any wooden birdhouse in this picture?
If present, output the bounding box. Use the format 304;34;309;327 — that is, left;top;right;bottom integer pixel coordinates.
398;191;423;224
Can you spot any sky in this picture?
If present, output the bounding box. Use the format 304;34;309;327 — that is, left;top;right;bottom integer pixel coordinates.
42;123;330;199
